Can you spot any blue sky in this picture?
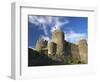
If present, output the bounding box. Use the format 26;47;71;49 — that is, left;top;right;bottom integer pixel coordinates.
28;15;88;48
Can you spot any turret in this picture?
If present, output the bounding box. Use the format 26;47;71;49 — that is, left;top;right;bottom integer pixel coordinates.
52;28;65;56
77;39;88;63
35;40;42;52
35;39;48;52
48;41;57;56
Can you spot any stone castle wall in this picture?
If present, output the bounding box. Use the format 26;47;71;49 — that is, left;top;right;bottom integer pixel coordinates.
77;40;88;63
35;29;88;64
64;41;81;63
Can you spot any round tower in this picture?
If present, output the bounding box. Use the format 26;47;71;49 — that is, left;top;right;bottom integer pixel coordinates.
35;40;42;52
52;29;65;56
48;42;57;56
77;39;88;63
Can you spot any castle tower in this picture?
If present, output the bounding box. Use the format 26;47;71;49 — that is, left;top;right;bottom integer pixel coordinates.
52;28;65;57
77;40;88;63
35;39;48;52
35;40;42;52
48;41;57;56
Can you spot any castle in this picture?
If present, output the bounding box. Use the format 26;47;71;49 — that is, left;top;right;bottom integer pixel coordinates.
35;29;87;63
33;28;88;64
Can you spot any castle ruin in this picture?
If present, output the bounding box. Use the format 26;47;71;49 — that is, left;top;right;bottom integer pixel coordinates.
31;28;88;65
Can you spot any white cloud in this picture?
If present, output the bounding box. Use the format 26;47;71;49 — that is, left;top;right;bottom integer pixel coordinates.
28;16;69;35
65;30;87;43
42;24;48;36
51;26;57;32
28;16;53;25
55;17;69;27
28;16;39;25
51;20;69;32
29;16;54;36
51;17;69;32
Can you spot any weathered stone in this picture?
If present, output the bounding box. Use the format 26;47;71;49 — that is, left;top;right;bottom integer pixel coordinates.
64;41;81;63
48;42;57;56
35;39;48;52
30;28;88;65
52;29;65;57
35;40;42;52
77;40;88;64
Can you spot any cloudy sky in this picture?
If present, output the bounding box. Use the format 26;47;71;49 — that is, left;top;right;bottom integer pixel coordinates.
28;15;88;48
